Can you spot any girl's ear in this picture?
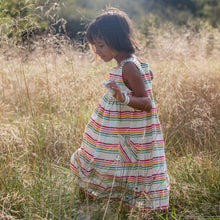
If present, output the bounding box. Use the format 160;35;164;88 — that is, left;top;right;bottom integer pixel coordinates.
91;44;96;53
89;44;100;62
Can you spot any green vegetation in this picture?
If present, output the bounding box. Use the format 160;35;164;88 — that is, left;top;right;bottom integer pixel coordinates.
0;0;44;41
1;0;220;42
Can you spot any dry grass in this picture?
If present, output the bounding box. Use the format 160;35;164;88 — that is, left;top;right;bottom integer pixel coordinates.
0;27;220;219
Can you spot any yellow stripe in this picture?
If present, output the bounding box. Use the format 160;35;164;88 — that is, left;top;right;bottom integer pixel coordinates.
89;121;161;134
81;153;165;167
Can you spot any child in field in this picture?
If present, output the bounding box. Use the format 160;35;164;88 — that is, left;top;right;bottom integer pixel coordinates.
70;8;169;211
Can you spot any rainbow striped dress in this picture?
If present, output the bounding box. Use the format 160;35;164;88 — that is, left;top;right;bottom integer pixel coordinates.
70;55;169;210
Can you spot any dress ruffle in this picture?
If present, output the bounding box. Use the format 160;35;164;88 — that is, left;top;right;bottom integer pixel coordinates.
70;55;169;210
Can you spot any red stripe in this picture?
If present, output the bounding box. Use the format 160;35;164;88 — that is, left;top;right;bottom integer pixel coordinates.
109;73;151;80
75;149;165;165
89;118;161;132
84;132;164;149
71;161;168;183
119;145;131;162
97;103;157;115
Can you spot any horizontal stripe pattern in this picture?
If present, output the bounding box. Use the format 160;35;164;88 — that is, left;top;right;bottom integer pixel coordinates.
70;55;169;210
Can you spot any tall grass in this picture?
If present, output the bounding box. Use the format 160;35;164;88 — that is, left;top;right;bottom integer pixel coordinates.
0;25;220;219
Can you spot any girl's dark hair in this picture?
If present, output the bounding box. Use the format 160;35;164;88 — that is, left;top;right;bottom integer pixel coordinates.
86;8;139;53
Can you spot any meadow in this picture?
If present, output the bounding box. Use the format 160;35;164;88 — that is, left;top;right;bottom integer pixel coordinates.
0;26;220;219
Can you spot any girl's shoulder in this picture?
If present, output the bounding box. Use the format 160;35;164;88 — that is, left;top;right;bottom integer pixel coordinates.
121;55;149;73
121;55;138;66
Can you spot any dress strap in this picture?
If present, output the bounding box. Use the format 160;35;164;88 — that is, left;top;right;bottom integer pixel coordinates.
120;55;145;74
120;56;134;64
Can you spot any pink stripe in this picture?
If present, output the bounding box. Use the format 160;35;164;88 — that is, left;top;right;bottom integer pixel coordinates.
80;147;94;158
110;72;151;80
109;73;122;79
89;118;161;132
84;132;117;148
119;145;131;162
93;155;165;164
71;164;169;199
75;149;165;165
84;132;164;149
97;103;157;115
71;161;168;181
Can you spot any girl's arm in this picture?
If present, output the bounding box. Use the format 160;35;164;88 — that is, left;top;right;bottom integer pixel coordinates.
107;62;152;112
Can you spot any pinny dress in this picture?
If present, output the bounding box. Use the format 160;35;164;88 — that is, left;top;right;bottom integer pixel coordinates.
70;55;169;210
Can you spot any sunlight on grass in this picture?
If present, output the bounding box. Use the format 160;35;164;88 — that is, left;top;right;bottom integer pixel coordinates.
0;27;220;219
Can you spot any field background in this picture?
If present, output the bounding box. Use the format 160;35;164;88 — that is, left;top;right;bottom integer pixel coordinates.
0;0;220;219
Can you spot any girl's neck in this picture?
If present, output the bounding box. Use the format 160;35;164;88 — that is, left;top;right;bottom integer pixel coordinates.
114;52;133;66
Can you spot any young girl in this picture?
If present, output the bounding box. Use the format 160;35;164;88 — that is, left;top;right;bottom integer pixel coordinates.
70;8;169;211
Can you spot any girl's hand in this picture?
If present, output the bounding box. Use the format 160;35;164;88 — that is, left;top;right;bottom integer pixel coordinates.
106;81;125;103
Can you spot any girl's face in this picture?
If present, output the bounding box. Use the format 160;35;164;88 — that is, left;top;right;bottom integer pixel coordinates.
93;38;117;62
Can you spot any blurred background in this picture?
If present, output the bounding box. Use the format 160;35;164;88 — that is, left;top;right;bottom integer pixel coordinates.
1;0;220;43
